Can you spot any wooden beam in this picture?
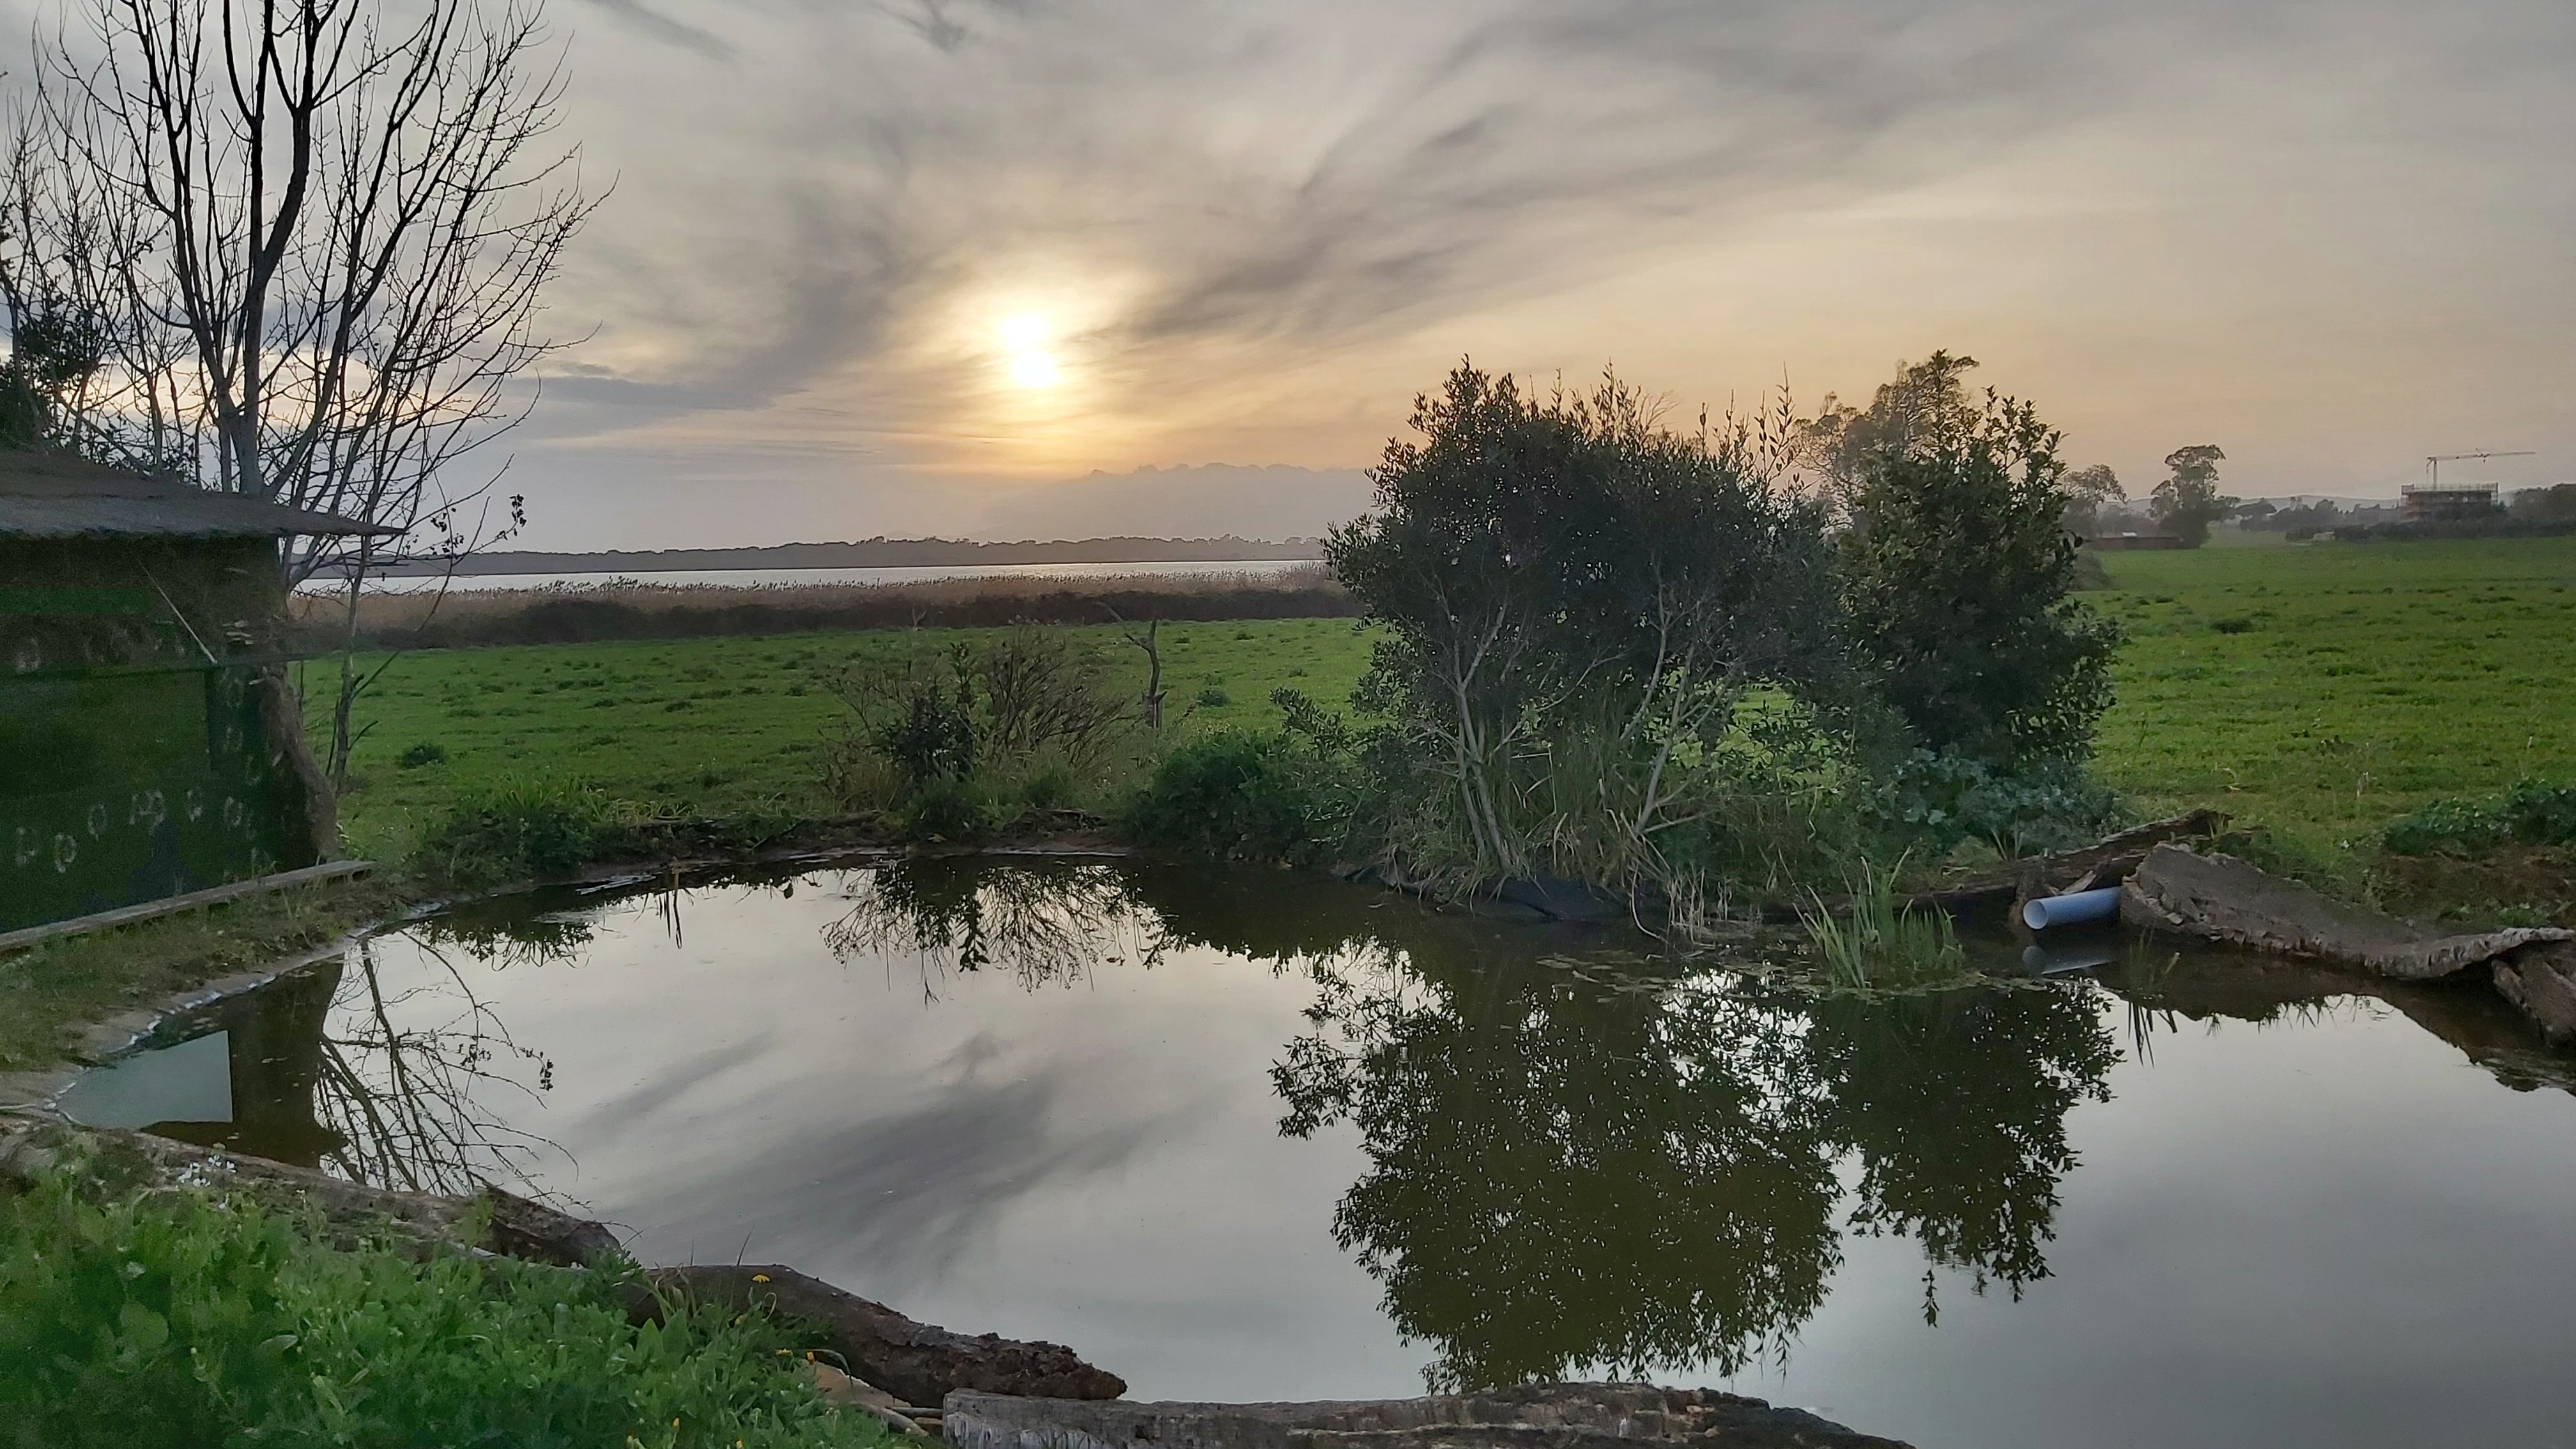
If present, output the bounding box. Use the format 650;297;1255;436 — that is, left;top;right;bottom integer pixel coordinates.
0;860;375;955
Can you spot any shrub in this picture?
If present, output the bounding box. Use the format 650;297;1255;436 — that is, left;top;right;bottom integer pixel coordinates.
821;626;1133;829
1120;691;1360;866
1874;749;2123;860
416;778;606;885
2384;780;2576;857
394;741;447;769
1832;353;2120;769
0;1173;884;1448
1196;685;1231;708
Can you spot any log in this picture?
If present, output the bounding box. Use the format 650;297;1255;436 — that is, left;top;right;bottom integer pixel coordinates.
1902;809;2228;915
2492;940;2576;1045
2120;844;2575;981
646;1264;1125;1407
940;1383;1912;1449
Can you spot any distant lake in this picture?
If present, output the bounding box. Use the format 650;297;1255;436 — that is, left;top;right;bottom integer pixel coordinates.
310;558;1324;595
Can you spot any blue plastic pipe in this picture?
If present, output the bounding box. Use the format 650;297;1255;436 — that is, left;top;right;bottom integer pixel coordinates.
2021;885;2124;931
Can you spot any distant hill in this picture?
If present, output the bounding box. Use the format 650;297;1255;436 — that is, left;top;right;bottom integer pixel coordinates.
974;463;1374;540
369;535;1324;577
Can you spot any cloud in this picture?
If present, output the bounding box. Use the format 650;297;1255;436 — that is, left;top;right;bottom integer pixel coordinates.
574;0;738;61
475;0;2576;540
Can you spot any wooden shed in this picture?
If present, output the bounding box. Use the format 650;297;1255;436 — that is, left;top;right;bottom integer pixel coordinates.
1;450;394;934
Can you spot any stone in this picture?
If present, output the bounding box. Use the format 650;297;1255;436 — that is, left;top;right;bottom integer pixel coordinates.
647;1264;1125;1408
940;1383;1911;1449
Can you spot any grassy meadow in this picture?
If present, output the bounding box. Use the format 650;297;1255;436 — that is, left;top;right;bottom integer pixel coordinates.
2089;535;2576;873
310;616;1375;861
312;536;2576;887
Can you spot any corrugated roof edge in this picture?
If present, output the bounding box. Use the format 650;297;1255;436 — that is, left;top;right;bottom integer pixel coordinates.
0;447;401;539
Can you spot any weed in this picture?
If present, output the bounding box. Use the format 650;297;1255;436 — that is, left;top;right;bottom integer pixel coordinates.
1802;856;1968;990
0;1170;890;1448
394;741;447;769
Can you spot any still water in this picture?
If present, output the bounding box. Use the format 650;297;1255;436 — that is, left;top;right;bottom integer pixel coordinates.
319;559;1319;594
65;856;2576;1448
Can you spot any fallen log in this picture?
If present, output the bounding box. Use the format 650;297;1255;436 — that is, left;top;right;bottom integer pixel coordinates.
2489;940;2576;1044
647;1264;1126;1407
1903;809;2228;916
941;1383;1912;1449
2120;844;2575;980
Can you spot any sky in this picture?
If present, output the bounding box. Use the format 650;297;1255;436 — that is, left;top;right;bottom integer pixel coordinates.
26;0;2576;547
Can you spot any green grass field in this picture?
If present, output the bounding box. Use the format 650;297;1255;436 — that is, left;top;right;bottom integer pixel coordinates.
2089;537;2576;861
316;537;2576;879
311;617;1375;860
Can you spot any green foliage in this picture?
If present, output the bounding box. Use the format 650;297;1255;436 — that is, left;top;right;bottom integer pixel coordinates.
416;777;609;885
821;626;1135;834
1327;363;1844;897
0;1174;888;1448
2384;780;2576;857
1834;352;2119;769
2150;444;2234;548
1118;690;1360;866
1801;855;1968;990
1195;685;1231;708
1874;750;2124;861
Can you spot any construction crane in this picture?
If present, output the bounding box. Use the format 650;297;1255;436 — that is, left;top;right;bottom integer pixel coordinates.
2425;450;2535;488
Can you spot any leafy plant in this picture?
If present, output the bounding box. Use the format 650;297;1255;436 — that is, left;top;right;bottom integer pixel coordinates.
395;740;447;769
1118;689;1360;866
416;777;607;885
0;1171;891;1448
2384;779;2576;857
1801;855;1968;990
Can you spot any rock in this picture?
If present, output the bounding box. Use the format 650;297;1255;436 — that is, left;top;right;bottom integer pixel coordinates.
2492;940;2576;1044
2120;845;2575;981
648;1264;1124;1407
940;1383;1911;1449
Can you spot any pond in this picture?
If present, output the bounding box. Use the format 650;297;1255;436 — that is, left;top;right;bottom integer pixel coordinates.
58;855;2576;1448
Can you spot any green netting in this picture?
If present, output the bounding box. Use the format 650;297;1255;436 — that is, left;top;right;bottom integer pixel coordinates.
1;536;321;930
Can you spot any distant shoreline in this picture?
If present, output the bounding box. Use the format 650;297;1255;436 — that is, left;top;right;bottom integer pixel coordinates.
358;535;1325;577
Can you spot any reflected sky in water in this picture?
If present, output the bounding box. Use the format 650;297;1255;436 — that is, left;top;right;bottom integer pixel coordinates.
107;856;2576;1448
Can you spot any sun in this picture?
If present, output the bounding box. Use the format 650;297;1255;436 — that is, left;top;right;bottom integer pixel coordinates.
1000;312;1059;389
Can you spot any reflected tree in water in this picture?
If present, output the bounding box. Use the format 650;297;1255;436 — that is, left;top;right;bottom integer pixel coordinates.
1267;904;2119;1386
822;858;1163;995
304;923;569;1195
1805;988;2117;1319
1276;949;1841;1390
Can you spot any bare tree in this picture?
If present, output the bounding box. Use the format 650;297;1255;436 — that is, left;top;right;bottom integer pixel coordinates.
3;0;598;784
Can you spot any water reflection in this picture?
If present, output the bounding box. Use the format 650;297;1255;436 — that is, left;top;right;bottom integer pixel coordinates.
134;914;570;1194
823;857;1163;995
96;853;2576;1415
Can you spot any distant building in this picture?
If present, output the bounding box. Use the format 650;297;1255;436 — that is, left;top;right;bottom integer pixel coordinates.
1;448;394;933
2085;532;2188;551
2400;482;2502;523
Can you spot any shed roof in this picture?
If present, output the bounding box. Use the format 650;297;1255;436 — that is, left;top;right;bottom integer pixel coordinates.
0;448;401;539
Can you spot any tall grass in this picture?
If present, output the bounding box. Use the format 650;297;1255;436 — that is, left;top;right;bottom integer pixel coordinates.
1802;855;1968;990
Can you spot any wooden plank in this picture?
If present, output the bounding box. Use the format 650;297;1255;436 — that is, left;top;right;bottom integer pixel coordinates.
0;859;374;955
